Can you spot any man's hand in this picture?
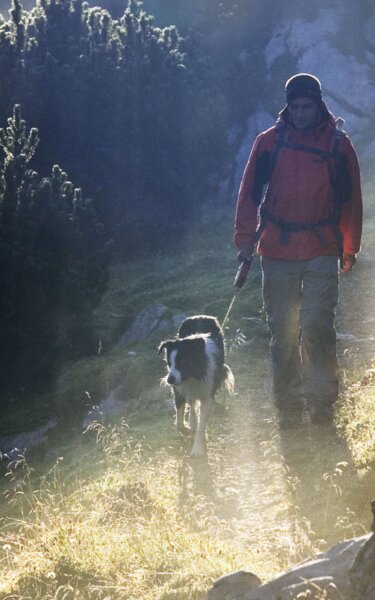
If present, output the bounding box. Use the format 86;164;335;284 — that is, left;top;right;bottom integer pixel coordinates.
341;254;356;272
237;246;254;262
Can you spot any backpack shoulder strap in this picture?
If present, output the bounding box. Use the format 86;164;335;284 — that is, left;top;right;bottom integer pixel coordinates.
269;121;345;180
268;123;286;180
330;123;345;156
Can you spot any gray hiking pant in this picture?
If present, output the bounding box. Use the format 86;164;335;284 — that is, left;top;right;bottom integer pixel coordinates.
261;256;339;419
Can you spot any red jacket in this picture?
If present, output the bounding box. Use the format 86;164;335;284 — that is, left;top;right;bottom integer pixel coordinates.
234;103;362;260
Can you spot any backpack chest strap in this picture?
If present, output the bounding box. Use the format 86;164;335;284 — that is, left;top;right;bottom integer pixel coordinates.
277;139;339;159
256;123;345;257
269;124;343;177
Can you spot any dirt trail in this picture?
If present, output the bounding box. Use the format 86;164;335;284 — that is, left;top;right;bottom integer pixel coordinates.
156;250;375;565
173;361;374;559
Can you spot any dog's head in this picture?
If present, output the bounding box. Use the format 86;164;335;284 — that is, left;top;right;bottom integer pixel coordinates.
158;336;206;386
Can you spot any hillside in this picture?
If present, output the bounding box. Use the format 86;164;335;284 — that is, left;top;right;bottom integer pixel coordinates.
0;204;374;597
0;1;374;597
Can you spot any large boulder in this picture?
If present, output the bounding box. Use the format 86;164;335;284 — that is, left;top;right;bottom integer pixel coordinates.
208;571;262;600
350;533;375;600
207;534;371;600
121;303;186;344
349;500;375;600
233;4;375;196
233;106;274;193
264;7;375;147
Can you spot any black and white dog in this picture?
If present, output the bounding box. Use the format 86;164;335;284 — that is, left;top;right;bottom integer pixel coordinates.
158;315;234;457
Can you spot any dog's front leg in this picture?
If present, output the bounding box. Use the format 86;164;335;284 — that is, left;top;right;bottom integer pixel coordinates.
175;390;191;435
189;400;198;433
176;402;190;435
190;398;213;458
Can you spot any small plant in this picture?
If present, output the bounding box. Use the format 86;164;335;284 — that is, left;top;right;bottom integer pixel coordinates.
336;366;375;472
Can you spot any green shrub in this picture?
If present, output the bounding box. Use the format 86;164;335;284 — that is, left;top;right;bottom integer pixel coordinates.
0;105;110;403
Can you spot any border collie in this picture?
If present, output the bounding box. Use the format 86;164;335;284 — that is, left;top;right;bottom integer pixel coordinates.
158;315;234;457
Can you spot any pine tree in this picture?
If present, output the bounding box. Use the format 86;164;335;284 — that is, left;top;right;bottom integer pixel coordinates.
0;106;109;402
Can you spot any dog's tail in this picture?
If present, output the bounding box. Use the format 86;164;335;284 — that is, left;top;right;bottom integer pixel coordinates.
222;364;235;394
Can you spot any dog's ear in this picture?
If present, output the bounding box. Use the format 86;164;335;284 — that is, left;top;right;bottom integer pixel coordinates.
157;340;174;355
190;336;206;353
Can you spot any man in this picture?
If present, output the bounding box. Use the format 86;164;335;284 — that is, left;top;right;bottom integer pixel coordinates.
234;73;362;428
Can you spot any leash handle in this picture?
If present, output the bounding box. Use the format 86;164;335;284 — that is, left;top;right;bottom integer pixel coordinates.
222;257;253;330
234;258;253;289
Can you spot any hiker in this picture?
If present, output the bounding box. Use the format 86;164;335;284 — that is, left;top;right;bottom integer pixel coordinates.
234;73;363;428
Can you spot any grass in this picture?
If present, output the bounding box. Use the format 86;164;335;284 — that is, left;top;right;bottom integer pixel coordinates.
0;421;284;600
9;220;263;434
0;201;374;598
334;176;375;473
91;222;263;349
336;366;375;473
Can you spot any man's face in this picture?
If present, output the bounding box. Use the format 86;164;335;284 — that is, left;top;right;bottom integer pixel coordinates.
288;97;320;130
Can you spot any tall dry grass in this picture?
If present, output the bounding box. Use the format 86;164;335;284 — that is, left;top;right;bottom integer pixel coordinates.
0;420;283;600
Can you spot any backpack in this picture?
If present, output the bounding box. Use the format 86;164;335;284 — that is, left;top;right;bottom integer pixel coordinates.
255;121;351;259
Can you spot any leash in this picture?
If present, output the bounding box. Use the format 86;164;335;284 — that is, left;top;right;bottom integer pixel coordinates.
221;258;253;330
221;291;238;330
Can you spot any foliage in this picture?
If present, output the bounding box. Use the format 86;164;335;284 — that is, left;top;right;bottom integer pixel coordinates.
39;220;263;428
0;0;373;426
0;381;372;598
0;105;110;403
0;209;372;598
142;0;280;122
0;422;281;599
336;367;375;472
0;0;233;255
0;0;285;258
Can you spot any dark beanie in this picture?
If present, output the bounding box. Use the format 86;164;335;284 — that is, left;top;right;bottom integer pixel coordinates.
285;73;322;104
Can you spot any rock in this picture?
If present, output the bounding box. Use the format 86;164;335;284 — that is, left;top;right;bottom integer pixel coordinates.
207;535;371;600
207;570;261;600
121;303;168;344
82;388;128;428
172;313;187;329
158;318;174;332
0;418;58;459
350;505;375;600
121;304;188;344
233;106;274;194
350;537;375;599
263;7;375;148
121;303;169;343
278;577;340;600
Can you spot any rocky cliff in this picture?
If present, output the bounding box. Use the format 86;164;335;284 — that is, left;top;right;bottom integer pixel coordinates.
233;3;375;193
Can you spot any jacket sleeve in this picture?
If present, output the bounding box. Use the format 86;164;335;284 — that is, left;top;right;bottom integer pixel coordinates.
339;136;363;256
234;133;269;250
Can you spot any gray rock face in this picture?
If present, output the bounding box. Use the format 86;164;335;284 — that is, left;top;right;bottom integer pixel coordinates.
350;531;375;600
207;534;371;600
121;303;169;343
264;7;375;146
0;418;58;458
234;4;375;195
233;106;274;193
121;304;186;344
207;571;262;600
